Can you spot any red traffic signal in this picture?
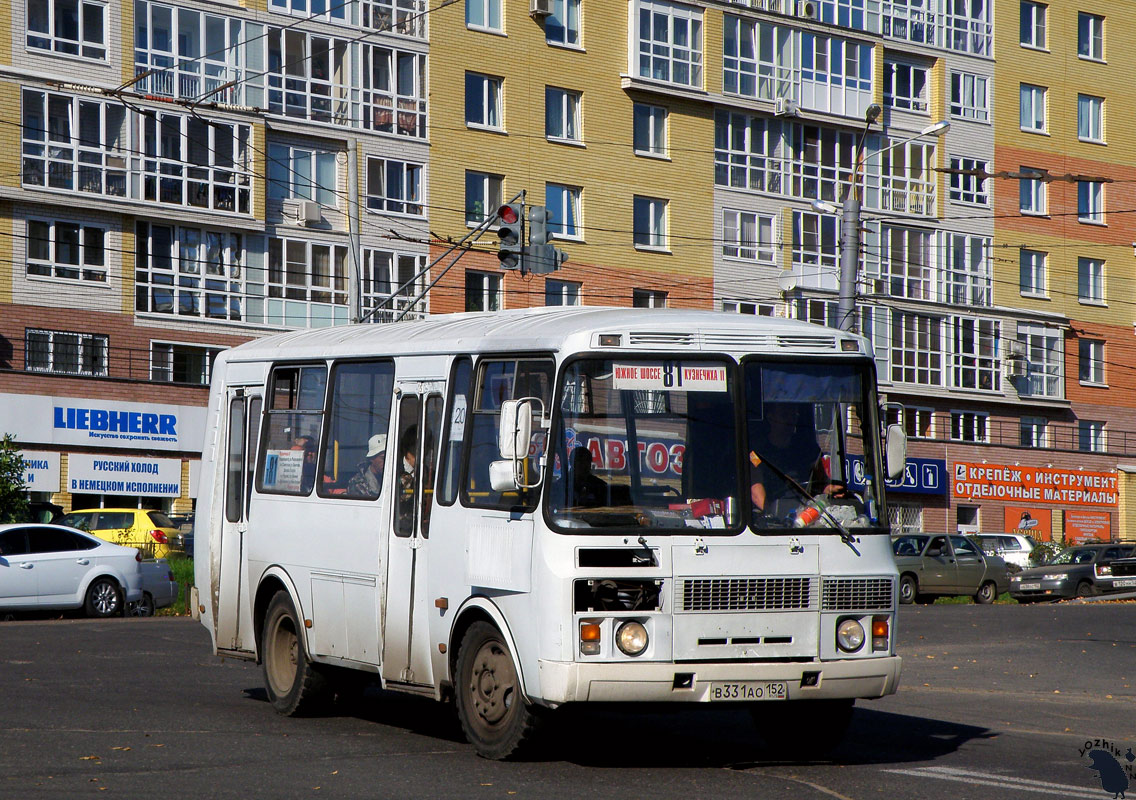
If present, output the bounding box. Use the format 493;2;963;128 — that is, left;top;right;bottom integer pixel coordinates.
497;204;519;225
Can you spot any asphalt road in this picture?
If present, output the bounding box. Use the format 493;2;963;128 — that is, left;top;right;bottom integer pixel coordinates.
1;603;1133;799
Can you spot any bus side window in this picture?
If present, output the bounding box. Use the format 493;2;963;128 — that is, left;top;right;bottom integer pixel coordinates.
438;357;472;506
318;360;395;499
257;364;327;496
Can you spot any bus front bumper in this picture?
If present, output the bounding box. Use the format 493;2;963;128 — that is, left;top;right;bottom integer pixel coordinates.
536;655;901;705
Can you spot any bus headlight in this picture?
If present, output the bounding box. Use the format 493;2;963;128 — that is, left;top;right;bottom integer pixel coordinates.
615;621;649;656
836;618;865;653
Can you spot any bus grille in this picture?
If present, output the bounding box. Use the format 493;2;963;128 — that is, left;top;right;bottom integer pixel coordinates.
678;578;814;611
627;332;697;347
699;333;837;351
821;578;894;610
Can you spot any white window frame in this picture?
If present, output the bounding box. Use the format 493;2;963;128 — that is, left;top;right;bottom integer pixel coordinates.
1020;416;1047;448
27;0;106;59
723;210;775;263
1079;339;1105;385
1020;84;1046;133
465;270;502;312
465;72;503;130
950;411;988;443
1077;94;1104;143
362;0;427;38
269;0;351;24
1019;167;1047;215
25;328;108;376
945;0;992;56
268;144;338;208
546;183;581;240
882;225;934;301
150;341;224;384
25;218;107;283
634;103;667;157
134;221;251;322
362;45;427;138
633;195;668;250
636;0;703;89
951;317;1000;392
545;278;581;306
1019;248;1047;297
714;111;782;194
905;407;934;439
949;156;989;205
890;311;943;387
722;300;775;316
465;170;502;226
545;87;581;143
884;61;929;112
943;232;991;307
466;0;502;32
950;71;989;122
792;211;839;291
545;0;580;46
366;156;423;216
1078;12;1103;61
1078;257;1104;304
1017;323;1062;399
881;0;937;46
1078;420;1106;453
267;237;350;327
1078;180;1104;224
361;248;426;321
633;289;668;308
1020;1;1046;49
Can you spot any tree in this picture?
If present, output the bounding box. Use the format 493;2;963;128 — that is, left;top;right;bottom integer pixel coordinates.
0;434;28;524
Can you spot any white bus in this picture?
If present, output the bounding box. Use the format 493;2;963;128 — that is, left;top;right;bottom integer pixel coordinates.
194;307;907;759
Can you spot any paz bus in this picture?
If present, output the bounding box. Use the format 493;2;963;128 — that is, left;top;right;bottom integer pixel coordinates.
193;307;907;759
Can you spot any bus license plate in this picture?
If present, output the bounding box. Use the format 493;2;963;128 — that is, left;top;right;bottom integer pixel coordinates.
710;681;787;701
1114;579;1136;588
1020;582;1041;590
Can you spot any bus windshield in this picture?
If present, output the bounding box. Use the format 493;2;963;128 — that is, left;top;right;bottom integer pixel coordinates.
547;358;741;531
744;360;884;533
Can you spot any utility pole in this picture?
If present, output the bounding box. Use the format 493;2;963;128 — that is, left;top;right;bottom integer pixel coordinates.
837;103;881;334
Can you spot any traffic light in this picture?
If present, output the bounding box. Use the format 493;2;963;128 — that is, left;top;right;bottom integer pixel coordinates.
529;206;549;247
497;203;524;270
525;205;567;274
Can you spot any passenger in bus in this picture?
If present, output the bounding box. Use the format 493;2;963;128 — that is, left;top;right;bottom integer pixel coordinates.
397;431;418;518
347;434;387;497
292;435;318;494
749;403;828;516
567;446;610;508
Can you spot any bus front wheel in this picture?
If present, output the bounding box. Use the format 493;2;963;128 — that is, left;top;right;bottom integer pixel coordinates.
261;590;329;716
455;621;542;760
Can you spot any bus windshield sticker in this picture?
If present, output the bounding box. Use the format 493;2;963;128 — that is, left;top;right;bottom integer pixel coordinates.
611;362;727;393
450;395;467;442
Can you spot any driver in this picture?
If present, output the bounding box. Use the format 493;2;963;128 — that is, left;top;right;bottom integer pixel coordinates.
749;403;832;515
568;446;609;508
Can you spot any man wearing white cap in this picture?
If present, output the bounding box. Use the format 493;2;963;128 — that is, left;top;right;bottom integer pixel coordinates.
348;433;387;497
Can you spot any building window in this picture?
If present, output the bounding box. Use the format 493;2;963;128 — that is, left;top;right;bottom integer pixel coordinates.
1078;12;1103;60
723;211;775;262
26;219;106;283
545;0;580;45
465;271;501;312
1077;95;1104;143
270;0;350;22
546;183;581;239
1078;258;1104;304
1019;1;1046;48
1019;167;1047;215
361;45;427;138
27;0;106;58
361;249;426;322
151;342;223;384
25;329;107;376
793;211;839;291
723;16;784;100
945;0;991;55
791;124;858;206
633;289;667;308
633;196;667;249
1078;181;1104;223
882;0;936;46
134;222;251;322
943;232;991;307
904;407;934;439
950;411;988;443
634;104;667;156
1017;324;1062;398
267;144;338;207
1019;249;1046;296
1078;420;1105;453
1079;339;1105;384
22;90;127;198
723;300;775;316
1020;416;1047;448
950;71;989;122
951;317;1000;392
266;29;355;126
466;0;501;31
881;226;933;301
545;87;581;142
465;72;502;129
545;279;580;306
1019;84;1046;132
949;157;989;205
366;157;423;215
266;239;349;327
465;171;502;225
890;311;943;386
884;62;929;112
714;111;781;193
636;0;703;88
362;0;427;37
799;33;874;116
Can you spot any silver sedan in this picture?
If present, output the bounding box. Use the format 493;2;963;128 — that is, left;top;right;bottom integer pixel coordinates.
892;533;1010;605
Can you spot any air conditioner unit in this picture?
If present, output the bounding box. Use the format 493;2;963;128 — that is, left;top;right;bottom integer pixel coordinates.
797;0;818;19
530;0;552;17
282;198;322;226
1006;339;1026;359
774;97;799;116
1006;358;1028;378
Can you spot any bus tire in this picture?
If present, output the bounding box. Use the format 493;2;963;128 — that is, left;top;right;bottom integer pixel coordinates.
261;590;329;716
455;621;542;760
752;698;854;757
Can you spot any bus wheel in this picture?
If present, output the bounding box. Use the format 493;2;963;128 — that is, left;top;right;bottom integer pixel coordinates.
752;698;854;758
455;621;542;760
262;591;329;716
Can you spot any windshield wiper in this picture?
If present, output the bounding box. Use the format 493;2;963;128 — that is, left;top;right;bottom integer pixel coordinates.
749;448;860;552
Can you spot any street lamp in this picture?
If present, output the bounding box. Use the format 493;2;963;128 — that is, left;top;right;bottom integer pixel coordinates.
826;112;951;334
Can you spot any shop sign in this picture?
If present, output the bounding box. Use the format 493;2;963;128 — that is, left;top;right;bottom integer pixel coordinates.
1065;510;1112;543
953;463;1117;507
845;455;947;495
19;450;61;492
67;454;182;497
1002;506;1052;541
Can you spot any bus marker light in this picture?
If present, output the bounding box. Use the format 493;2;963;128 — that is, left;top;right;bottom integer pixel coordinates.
872;617;889;651
580;622;601;655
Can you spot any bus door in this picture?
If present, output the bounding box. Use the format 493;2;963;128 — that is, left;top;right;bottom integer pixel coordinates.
216;388;262;652
382;383;444;686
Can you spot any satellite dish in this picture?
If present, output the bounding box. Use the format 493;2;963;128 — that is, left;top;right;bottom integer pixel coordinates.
777;270;798;292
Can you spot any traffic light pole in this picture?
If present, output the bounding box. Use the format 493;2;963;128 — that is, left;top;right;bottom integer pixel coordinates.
837;190;861;334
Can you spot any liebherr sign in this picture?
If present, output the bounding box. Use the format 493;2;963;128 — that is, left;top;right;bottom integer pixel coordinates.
952;462;1118;507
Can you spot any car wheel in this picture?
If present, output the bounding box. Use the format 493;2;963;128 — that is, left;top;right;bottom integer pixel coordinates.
899;575;917;605
753;699;854;758
130;592;156;617
1076;581;1096;598
455;621;543;760
261;590;330;716
84;577;122;618
974;581;997;605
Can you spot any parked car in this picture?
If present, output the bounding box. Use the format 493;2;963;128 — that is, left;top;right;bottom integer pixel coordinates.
970;533;1040;570
0;523;143;617
1097;555;1136;593
23;501;63;524
168;513;195;556
129;558;179;617
892;533;1010;604
1010;543;1136;602
56;508;177;559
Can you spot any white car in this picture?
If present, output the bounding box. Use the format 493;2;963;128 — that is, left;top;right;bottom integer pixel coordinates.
129;559;179;617
0;523;144;617
972;533;1039;570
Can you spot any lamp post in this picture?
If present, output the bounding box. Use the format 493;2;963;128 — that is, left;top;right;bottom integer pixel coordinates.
820;113;951;334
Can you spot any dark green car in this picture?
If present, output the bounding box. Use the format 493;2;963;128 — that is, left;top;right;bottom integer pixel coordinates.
892;534;1010;605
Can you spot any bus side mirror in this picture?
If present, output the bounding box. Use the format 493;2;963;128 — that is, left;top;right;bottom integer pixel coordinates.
885;423;907;480
498;399;532;460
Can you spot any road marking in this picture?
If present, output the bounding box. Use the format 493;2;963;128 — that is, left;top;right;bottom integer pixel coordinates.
882;766;1102;798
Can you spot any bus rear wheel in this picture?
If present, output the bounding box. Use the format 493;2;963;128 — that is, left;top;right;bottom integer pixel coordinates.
261;591;329;716
455;621;542;760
